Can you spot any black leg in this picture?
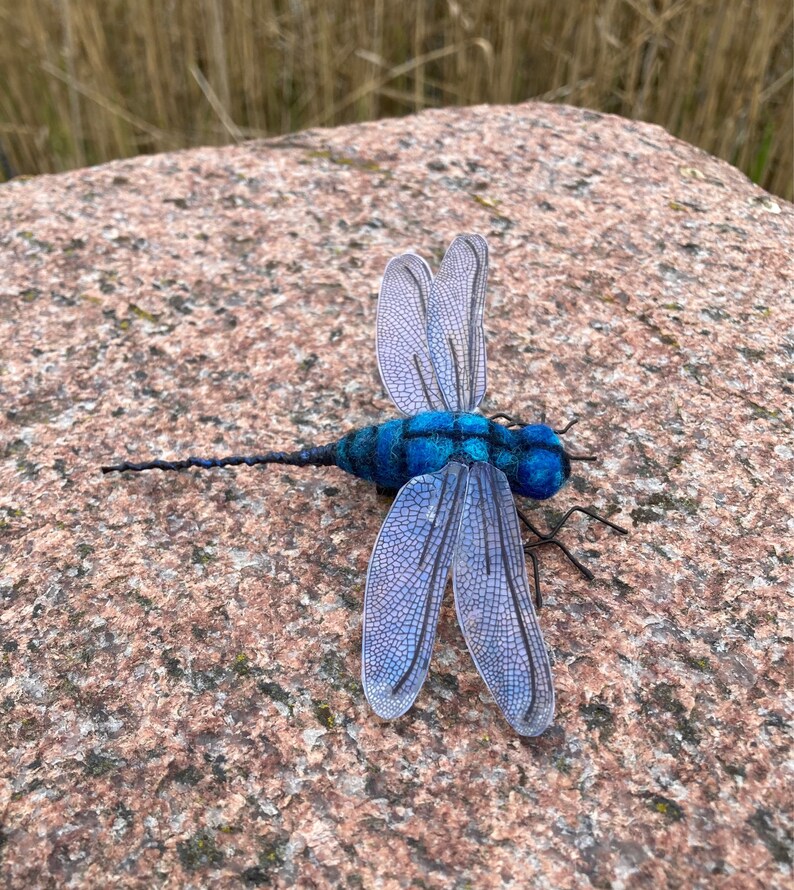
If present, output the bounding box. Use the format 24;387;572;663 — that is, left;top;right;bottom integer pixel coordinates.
516;503;627;600
489;412;583;435
524;538;594;581
546;506;628;539
525;547;543;610
515;506;545;539
488;412;526;428
554;417;580;435
517;505;627;541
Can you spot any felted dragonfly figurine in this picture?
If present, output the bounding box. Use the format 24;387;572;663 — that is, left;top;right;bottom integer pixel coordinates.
103;234;626;735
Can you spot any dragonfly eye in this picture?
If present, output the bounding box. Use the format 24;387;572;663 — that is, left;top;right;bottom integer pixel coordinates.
510;423;573;499
515;449;568;500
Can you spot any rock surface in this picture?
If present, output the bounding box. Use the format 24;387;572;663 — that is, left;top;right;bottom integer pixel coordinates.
0;102;791;888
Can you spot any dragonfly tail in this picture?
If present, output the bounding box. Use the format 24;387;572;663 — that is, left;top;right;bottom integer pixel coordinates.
101;443;337;474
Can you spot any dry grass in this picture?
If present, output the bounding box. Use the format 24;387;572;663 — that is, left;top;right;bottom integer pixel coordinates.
0;0;791;199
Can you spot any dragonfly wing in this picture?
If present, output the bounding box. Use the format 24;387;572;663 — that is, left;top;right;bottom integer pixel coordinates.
376;252;446;416
427;234;489;412
363;461;469;718
453;462;555;736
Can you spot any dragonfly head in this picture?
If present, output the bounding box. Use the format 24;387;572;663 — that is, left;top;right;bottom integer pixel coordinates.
513;424;571;500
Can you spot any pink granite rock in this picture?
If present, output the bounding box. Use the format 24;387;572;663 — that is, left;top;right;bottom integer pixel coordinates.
0;102;791;888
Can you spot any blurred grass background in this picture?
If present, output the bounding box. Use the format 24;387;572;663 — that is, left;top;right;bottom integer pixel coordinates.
0;0;791;199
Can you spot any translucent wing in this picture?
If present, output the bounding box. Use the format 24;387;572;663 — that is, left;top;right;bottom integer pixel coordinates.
363;461;469;718
454;462;555;736
427;234;489;412
376;252;446;416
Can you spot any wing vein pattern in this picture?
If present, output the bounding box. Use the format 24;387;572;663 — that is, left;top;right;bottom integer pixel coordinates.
454;462;555;735
427;234;488;412
363;461;469;719
376;253;445;415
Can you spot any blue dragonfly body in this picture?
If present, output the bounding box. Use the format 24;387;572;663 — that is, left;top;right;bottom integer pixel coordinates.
103;234;625;736
334;412;570;500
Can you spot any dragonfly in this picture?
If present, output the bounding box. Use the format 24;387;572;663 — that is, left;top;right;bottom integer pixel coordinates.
103;234;627;735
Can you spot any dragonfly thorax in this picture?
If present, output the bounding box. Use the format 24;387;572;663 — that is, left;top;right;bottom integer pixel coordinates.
334;412;570;501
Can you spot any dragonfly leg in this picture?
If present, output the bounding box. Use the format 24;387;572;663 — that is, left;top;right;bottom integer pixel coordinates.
546;506;628;539
554;416;580;435
488;412;527;428
517;505;627;540
525;547;543;610
515;507;545;539
516;504;627;592
524;537;594;581
490;412;583;435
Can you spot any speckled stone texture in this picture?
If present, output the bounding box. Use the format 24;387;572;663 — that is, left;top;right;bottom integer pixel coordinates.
1;102;791;888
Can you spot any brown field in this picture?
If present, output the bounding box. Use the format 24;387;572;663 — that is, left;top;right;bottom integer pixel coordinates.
0;0;791;199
